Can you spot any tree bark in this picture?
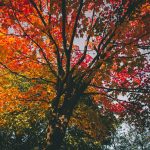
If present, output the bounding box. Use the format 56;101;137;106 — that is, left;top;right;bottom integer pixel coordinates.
44;113;68;150
44;85;84;149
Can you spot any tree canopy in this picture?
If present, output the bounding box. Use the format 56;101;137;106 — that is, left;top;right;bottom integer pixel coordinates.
0;0;149;149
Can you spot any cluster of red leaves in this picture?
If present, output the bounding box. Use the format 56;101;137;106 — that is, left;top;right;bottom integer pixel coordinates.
111;68;141;87
71;46;93;68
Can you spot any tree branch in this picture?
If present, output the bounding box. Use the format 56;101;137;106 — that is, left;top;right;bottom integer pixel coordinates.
28;0;63;77
89;84;150;93
0;62;54;85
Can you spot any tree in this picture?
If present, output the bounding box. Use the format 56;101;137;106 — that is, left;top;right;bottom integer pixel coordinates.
0;0;149;149
103;122;150;150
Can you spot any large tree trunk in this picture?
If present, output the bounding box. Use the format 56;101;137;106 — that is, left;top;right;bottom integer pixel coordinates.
44;113;69;150
43;85;84;150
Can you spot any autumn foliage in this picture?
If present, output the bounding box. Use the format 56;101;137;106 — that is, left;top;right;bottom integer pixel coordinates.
0;0;150;149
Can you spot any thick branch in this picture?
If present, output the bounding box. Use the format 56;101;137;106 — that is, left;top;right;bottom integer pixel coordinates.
29;0;47;26
28;0;63;77
68;0;84;53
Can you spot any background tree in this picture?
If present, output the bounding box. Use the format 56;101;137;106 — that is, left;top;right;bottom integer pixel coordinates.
102;122;150;150
0;0;149;149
